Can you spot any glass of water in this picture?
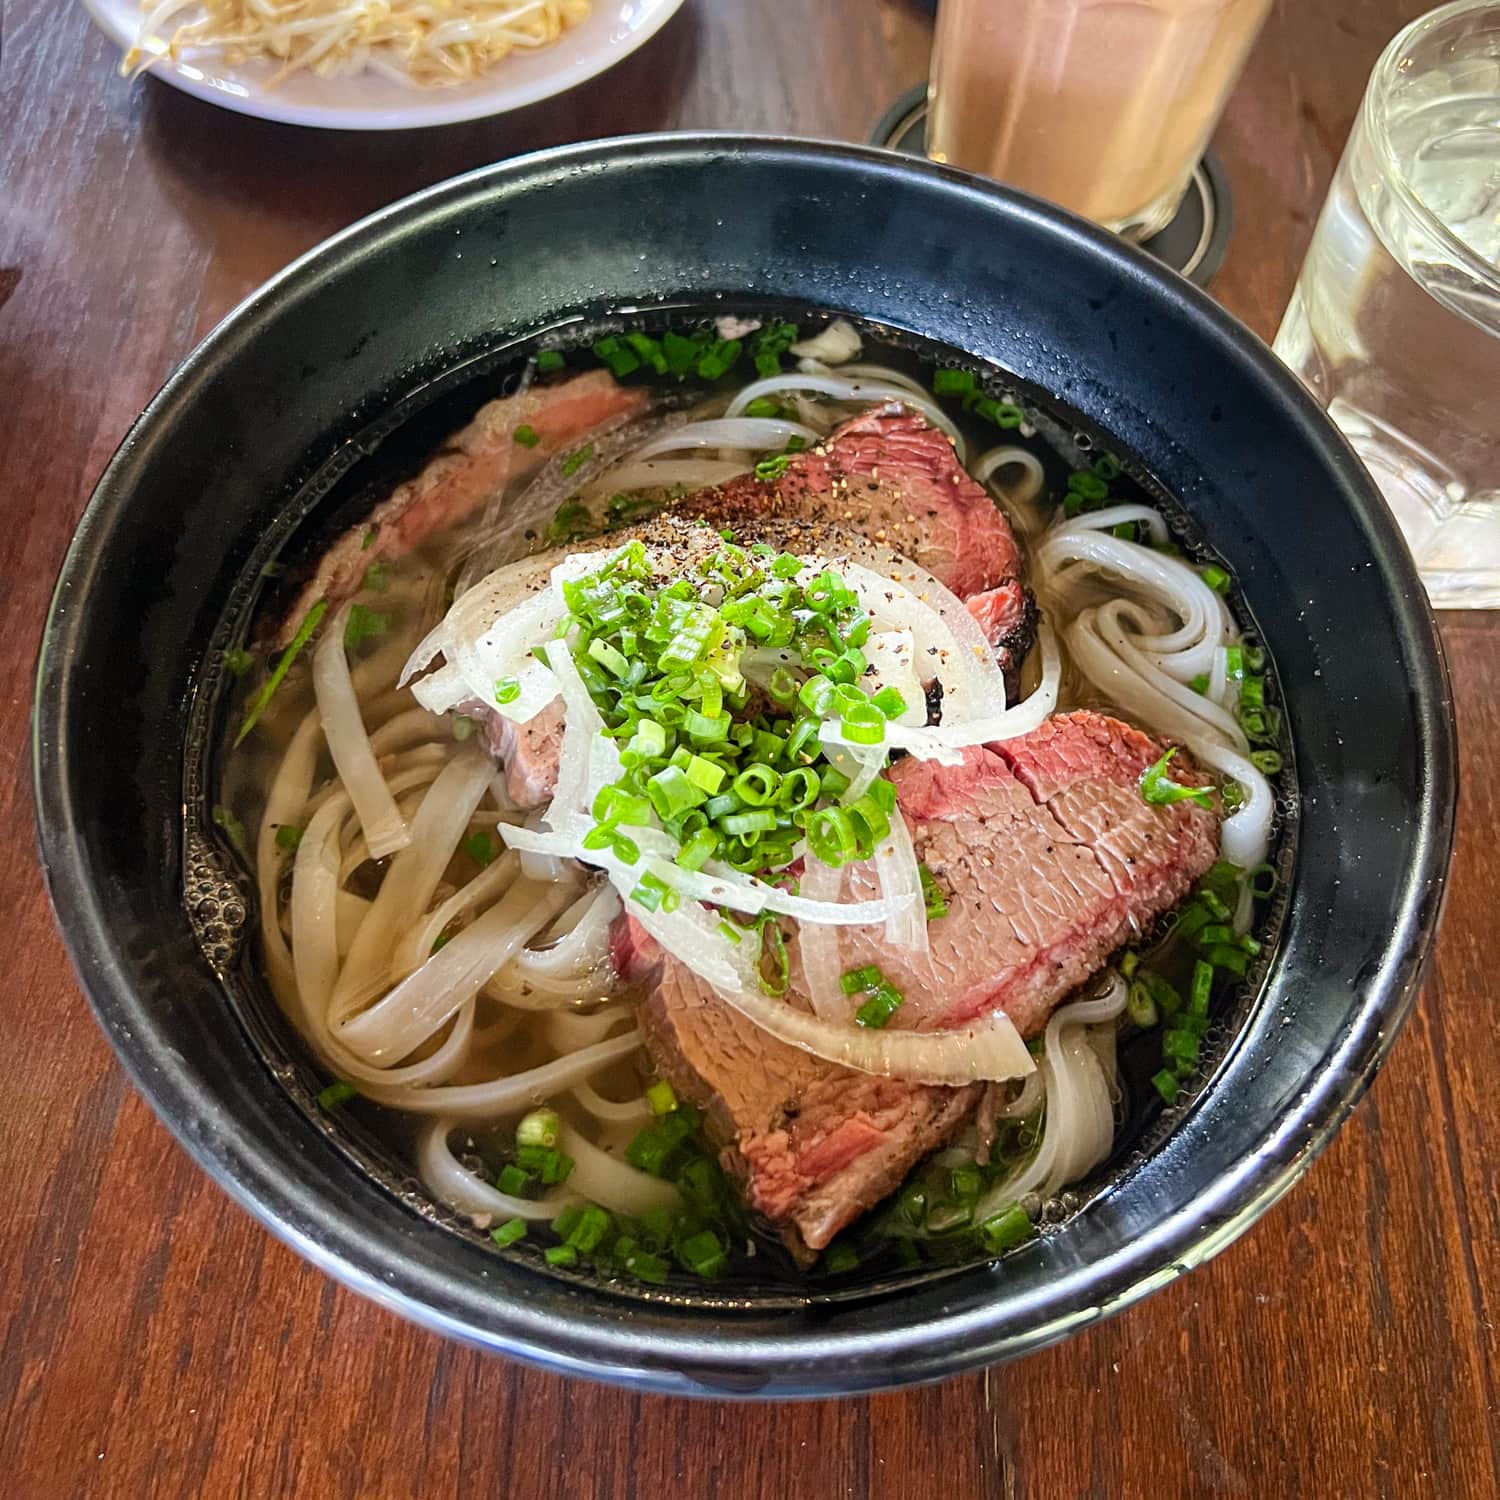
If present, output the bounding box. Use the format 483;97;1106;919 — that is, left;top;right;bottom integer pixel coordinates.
1274;0;1500;608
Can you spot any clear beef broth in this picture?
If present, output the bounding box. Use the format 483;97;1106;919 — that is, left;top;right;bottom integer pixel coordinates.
196;308;1294;1299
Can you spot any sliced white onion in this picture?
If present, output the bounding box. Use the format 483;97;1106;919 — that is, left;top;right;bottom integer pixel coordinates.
572;1082;653;1126
788;318;863;364
496;816;912;929
625;418;818;460
540;635;603;826
797;856;849;1022
841;558;1007;717
583;459;749;497
874;806;928;956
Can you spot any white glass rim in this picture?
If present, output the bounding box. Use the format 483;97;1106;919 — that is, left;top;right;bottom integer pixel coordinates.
1363;0;1500;296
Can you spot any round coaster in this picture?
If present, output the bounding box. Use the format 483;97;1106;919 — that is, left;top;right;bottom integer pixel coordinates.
870;84;1232;288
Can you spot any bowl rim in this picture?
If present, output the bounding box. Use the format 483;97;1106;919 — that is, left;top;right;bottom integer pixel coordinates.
33;132;1458;1396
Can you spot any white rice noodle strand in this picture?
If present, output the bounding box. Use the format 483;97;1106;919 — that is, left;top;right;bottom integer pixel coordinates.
975;976;1128;1222
314;604;410;859
418;1119;576;1223
337;874;574;1065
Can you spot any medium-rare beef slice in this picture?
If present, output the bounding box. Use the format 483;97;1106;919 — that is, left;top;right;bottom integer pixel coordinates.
637;967;982;1263
678;403;1036;672
632;711;1221;1258
275;371;648;644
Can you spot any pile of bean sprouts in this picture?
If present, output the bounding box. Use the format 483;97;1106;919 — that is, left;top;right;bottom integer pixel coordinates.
125;0;592;88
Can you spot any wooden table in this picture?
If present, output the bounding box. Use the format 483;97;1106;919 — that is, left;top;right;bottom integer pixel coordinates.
3;1;1494;1494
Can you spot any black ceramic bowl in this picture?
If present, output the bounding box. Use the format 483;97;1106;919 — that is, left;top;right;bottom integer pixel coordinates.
34;136;1455;1397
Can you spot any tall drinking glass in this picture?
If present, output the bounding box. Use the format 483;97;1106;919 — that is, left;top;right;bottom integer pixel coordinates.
1274;2;1500;608
927;0;1273;240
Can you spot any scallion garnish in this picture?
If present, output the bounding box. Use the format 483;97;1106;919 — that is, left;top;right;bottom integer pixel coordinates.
1140;747;1215;810
275;824;304;852
235;598;327;746
344;604;389;651
318;1080;358;1110
513;423;540;448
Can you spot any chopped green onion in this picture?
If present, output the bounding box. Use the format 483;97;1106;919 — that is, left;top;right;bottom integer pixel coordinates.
1190;960;1214;1017
1067;470;1109;501
236;598;326;745
757;918;790;997
517;1144;575;1184
686;755;726;795
821;1243;860;1275
565;1204;613;1253
1151;1070;1180;1105
1206;944;1250;977
495;677;521;705
535;350;565;372
1140;747;1215;810
1202;564;1231;594
317;1080;357;1110
630;871;673;913
840;964;883;994
275;824;304;852
979;1203;1034;1254
919;862;948;920
855;982;904;1029
561;443;593;477
462;832;495;868
223;647;254;677
1126;980;1158;1028
1251;749;1283;775
513;423;540;448
1092;454;1122;481
646;1080;678;1116
344;603;389;651
1189;673;1209;694
933;368;976;397
516;1108;561;1148
1249;863;1279;899
490;1219;526;1247
721;809;776;837
544;1244;579;1268
675;826;719;871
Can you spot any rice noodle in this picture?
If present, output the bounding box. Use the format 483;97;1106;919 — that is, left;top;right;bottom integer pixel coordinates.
327;751;499;1022
572;1082;653;1125
418;1120;576;1225
337;874;573;1064
724;374;965;460
314;604;410;859
975;975;1128;1221
359;1030;644;1118
559;1125;681;1214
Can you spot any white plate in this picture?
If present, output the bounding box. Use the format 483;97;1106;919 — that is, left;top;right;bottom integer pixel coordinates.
81;0;685;130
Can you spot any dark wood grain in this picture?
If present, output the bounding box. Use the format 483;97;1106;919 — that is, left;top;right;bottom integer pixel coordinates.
2;1;1494;1495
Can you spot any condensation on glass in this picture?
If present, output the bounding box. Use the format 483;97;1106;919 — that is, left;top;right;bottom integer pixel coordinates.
1275;1;1500;608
